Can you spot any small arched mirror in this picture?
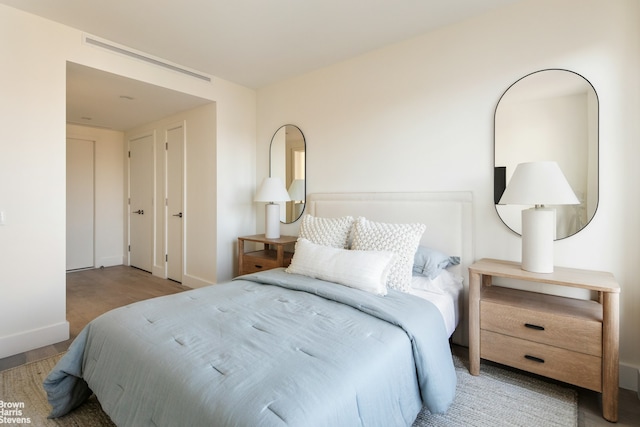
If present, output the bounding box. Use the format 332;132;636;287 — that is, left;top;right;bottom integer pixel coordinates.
495;69;598;239
270;124;306;223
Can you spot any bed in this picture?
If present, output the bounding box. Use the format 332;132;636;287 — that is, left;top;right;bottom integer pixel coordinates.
44;191;473;426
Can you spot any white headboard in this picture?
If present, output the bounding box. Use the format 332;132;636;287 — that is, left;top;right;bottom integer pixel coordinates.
307;192;474;345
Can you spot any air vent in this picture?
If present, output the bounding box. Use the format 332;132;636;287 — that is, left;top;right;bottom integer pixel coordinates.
83;34;212;82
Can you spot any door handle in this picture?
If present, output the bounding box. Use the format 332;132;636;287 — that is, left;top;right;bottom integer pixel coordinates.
132;209;144;215
172;212;183;218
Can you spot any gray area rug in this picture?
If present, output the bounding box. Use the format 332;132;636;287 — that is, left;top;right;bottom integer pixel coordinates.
1;351;576;426
414;351;577;426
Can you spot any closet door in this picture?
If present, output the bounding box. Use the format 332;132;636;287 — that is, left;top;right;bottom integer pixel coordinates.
66;138;94;270
166;124;184;282
129;134;154;272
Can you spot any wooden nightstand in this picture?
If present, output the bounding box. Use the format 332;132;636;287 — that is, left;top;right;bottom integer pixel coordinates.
237;234;297;276
468;258;620;422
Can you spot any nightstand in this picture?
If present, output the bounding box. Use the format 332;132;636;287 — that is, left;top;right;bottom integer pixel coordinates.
237;234;297;276
468;258;620;422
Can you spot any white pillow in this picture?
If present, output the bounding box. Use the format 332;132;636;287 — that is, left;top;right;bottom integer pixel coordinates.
299;214;355;249
351;217;426;292
286;238;395;295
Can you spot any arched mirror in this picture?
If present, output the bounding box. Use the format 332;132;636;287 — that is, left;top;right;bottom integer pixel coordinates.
270;124;306;223
495;69;598;239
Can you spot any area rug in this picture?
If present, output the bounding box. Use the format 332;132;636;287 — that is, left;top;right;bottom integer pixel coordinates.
0;354;114;426
2;351;576;426
413;352;578;426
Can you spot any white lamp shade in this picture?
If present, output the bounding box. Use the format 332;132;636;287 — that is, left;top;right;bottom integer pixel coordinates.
499;161;579;206
254;177;291;202
287;179;305;201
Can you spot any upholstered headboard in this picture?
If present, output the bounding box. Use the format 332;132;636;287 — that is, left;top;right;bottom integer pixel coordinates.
306;192;474;345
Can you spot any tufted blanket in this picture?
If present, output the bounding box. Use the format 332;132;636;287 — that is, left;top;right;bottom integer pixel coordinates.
44;269;456;426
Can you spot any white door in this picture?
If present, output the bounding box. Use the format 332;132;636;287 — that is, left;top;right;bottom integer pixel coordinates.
166;125;184;282
66;138;94;270
129;134;154;272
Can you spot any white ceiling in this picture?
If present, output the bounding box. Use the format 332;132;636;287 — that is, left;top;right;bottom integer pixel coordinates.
2;0;524;130
66;62;213;130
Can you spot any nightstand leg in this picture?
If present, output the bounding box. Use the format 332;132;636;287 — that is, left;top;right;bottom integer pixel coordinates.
469;271;481;375
238;239;245;276
602;291;619;422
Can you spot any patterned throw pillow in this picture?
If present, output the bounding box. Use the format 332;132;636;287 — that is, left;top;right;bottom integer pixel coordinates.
299;214;355;249
351;217;426;292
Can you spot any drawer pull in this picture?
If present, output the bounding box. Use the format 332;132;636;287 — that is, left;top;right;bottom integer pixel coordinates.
254;265;263;269
524;355;545;364
524;323;545;331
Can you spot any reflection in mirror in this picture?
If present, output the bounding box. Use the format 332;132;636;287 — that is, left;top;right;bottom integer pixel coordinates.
495;69;598;239
270;124;306;223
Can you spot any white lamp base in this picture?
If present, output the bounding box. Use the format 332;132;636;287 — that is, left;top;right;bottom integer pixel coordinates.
521;207;555;273
264;203;281;239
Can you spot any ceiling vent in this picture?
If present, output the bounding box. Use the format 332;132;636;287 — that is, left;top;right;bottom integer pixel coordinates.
83;34;212;83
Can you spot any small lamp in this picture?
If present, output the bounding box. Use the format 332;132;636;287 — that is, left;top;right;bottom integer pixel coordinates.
499;161;579;273
254;177;290;239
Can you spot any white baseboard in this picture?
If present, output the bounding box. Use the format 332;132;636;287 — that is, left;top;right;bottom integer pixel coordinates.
151;266;212;289
0;321;69;359
182;273;213;289
620;362;640;393
95;256;123;268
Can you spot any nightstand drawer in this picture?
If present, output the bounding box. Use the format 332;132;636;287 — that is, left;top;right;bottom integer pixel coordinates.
240;254;281;274
481;288;602;356
481;330;602;391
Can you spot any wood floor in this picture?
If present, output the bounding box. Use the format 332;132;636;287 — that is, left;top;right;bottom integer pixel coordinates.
0;266;189;370
1;265;638;425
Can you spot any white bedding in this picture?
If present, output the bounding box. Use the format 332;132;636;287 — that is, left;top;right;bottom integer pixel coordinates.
408;270;463;337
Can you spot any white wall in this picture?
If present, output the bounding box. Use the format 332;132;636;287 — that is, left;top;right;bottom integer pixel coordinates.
125;103;218;288
0;4;256;358
257;0;640;390
67;124;124;268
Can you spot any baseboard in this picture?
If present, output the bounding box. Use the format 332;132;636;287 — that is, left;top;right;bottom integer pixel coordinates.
95;256;123;268
150;268;212;289
183;273;213;289
0;321;69;359
620;362;640;393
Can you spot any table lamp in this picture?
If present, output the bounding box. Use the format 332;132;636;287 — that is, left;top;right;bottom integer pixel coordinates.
498;161;579;273
254;177;291;239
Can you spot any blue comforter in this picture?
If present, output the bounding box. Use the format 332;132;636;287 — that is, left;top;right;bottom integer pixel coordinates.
44;269;456;426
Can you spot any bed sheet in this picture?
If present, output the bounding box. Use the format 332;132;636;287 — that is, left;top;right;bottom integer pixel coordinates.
408;271;463;337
